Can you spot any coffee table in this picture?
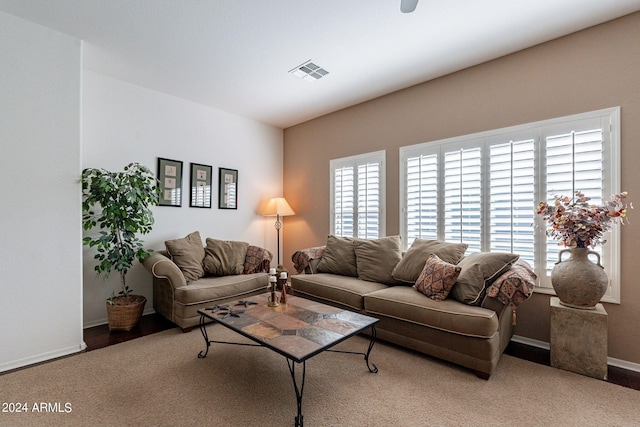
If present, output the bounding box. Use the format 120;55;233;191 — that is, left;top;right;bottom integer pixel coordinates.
197;293;379;426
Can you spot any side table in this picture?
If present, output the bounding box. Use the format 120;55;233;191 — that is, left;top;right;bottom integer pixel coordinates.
550;297;608;380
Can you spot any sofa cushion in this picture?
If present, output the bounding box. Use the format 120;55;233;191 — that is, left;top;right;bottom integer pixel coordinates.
414;254;462;301
354;235;403;285
450;252;519;306
174;273;268;305
164;231;205;283
317;236;357;277
364;286;499;338
392;239;468;284
203;238;249;276
291;273;388;311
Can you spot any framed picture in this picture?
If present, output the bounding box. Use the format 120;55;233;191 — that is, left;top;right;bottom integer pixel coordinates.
218;167;238;209
157;157;183;207
190;163;212;208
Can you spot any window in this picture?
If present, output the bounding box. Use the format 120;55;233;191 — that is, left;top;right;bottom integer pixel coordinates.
331;150;385;239
400;108;620;303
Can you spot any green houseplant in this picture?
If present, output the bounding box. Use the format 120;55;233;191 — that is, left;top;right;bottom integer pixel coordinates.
82;162;160;331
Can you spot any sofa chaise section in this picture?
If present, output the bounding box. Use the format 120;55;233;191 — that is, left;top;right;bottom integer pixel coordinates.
364;286;512;378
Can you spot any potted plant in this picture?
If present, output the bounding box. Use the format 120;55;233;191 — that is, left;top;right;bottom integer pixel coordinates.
82;162;160;331
535;190;631;309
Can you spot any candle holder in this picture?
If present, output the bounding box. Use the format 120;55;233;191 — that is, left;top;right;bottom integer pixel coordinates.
268;273;280;307
279;278;288;304
268;293;280;307
276;271;288;304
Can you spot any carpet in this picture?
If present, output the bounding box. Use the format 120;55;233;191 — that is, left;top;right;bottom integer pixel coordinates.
1;326;638;426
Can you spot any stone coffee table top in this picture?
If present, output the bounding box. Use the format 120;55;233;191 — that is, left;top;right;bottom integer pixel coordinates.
198;293;378;362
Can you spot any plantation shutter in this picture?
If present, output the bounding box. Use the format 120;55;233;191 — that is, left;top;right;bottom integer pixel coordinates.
444;147;482;253
331;151;385;239
405;153;438;246
488;138;535;263
543;126;604;276
357;162;381;239
333;165;355;237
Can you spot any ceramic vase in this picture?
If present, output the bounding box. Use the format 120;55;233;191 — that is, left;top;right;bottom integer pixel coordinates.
551;247;608;309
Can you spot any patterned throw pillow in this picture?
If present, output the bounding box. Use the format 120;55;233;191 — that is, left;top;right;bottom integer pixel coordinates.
392;239;468;284
413;254;462;301
485;259;537;307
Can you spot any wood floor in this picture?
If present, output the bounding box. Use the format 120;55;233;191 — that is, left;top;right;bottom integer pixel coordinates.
84;313;640;391
83;313;174;351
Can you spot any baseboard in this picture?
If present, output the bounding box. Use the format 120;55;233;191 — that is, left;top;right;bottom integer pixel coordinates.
83;307;156;329
608;357;640;373
511;334;550;350
512;334;640;374
0;343;85;374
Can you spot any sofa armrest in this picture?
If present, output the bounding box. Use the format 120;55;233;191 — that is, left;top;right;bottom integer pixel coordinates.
292;246;326;273
481;295;507;315
244;245;273;274
307;258;322;274
142;251;187;289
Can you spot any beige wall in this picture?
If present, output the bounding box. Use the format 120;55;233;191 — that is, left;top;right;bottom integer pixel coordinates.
283;12;640;365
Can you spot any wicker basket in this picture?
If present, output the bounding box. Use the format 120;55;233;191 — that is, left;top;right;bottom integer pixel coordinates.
106;295;147;331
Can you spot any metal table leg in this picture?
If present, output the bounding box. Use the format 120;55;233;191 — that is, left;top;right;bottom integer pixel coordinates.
284;325;378;426
197;314;210;358
364;325;378;373
324;325;379;373
287;358;306;427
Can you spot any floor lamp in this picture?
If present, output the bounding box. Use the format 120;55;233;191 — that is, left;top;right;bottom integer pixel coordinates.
261;197;295;267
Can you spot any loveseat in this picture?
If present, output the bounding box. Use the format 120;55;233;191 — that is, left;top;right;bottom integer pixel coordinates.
291;236;535;379
142;231;272;332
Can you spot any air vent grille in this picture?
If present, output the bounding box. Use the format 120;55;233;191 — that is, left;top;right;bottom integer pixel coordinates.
289;60;329;82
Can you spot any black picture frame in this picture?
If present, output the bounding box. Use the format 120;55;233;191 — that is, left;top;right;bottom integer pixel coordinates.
157;157;183;207
189;163;212;208
218;168;238;209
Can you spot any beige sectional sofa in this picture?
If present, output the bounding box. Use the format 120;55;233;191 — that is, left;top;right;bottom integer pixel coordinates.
142;231;272;331
291;236;535;379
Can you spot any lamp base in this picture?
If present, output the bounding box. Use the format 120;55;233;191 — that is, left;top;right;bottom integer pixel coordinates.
276;264;289;276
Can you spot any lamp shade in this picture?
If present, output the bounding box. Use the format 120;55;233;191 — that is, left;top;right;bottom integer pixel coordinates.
261;197;295;217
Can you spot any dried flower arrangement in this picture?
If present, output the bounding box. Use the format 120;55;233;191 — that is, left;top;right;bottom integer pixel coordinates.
535;191;631;248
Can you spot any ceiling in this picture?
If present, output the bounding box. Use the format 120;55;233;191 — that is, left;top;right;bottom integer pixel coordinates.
1;0;639;129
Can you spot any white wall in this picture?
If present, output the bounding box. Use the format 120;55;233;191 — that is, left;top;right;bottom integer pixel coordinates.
0;12;83;371
82;71;283;327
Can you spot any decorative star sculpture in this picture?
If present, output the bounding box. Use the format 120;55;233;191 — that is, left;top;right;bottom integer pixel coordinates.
218;309;245;319
235;300;258;308
206;304;229;313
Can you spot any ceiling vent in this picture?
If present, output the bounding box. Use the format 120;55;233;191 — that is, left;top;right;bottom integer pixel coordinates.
289;60;329;82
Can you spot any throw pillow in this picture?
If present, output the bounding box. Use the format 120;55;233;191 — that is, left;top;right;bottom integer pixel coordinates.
392;239;468;284
317;235;358;277
486;259;537;307
164;231;205;283
203;238;250;276
450;252;519;306
353;235;403;285
413;254;462;301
